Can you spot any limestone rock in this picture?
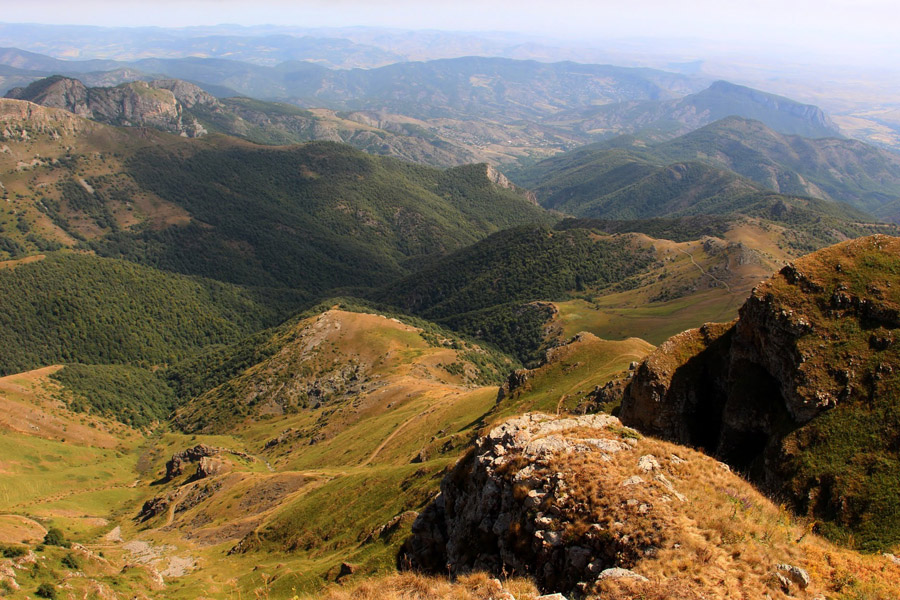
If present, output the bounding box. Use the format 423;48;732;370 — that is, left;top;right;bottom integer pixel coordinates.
164;444;218;481
597;567;649;582
400;412;664;595
777;563;810;590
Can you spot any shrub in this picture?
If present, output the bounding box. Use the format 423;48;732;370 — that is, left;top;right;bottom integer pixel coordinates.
43;528;67;547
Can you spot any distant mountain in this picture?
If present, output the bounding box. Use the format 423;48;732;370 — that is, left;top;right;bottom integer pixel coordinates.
516;117;900;222
523;154;761;219
0;46;120;73
554;80;841;139
116;56;703;122
0;49;705;119
0;27;404;68
6;75;209;136
653;117;900;220
5;75;570;167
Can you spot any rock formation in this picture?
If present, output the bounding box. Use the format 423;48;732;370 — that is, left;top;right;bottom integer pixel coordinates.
402;412;671;596
620;234;900;549
5;76;210;137
399;411;856;598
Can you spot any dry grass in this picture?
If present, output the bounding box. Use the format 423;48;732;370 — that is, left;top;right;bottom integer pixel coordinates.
548;434;900;600
304;572;539;600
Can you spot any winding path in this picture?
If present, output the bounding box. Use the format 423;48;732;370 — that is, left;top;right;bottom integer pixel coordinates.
677;248;731;291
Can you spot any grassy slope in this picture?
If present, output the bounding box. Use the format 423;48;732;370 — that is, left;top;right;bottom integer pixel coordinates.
0;367;145;541
3;297;900;598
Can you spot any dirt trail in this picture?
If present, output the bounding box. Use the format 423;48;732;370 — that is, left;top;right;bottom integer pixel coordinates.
360;407;436;467
677;248;731;291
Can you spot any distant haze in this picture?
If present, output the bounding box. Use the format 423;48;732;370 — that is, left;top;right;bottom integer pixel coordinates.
3;0;899;68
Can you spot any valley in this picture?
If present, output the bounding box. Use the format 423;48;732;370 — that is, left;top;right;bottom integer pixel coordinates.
0;18;899;600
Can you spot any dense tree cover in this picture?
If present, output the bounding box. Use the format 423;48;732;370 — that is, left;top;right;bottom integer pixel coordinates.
51;364;176;428
0;253;299;375
92;141;551;291
554;216;735;242
377;226;658;320
439;302;558;366
375;226;658;361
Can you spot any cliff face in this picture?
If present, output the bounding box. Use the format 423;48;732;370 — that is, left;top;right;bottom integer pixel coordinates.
621;234;900;550
5;76;210;137
0;98;95;138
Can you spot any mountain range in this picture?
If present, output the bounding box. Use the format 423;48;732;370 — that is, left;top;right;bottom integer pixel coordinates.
514;115;900;222
1;29;900;600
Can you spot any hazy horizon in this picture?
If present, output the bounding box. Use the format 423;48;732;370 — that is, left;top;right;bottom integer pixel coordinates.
3;0;899;69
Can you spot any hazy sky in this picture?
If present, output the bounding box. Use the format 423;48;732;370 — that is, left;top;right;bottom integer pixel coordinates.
4;0;900;63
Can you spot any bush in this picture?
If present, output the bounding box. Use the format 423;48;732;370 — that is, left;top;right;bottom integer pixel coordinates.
36;583;57;599
61;553;79;570
43;528;67;547
0;543;27;558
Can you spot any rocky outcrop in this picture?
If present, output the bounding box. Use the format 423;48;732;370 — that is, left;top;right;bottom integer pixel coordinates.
0;98;94;139
5;76;209;137
164;444;218;481
163;444;250;481
400;413;669;596
620;235;900;548
486;164;539;205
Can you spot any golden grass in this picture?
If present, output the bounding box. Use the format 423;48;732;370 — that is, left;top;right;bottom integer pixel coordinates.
303;572;539;600
548;434;900;600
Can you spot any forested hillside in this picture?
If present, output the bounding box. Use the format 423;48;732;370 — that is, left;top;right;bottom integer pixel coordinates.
0;253;298;374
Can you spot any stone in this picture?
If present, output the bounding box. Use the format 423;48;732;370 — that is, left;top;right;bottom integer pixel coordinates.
775;572;792;593
164;444;218;480
195;456;226;479
337;562;357;580
777;563;810;590
597;567;649;582
621;475;645;486
638;454;660;472
399;412;640;593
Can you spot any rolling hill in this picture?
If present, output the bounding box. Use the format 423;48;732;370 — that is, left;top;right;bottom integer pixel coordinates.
0;98;552;292
653;116;900;220
514;118;900;223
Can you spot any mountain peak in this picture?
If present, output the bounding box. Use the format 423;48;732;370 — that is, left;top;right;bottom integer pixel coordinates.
698;80;839;137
